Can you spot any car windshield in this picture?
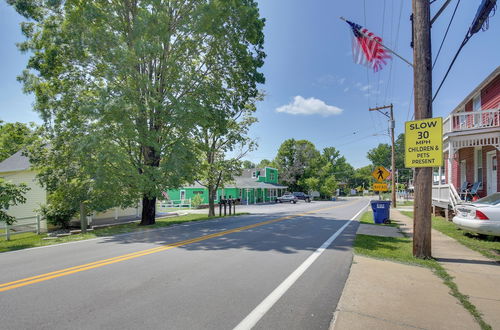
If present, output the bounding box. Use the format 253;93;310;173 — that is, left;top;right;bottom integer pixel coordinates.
474;193;500;205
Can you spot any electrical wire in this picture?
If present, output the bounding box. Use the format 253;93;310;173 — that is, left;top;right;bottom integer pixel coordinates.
432;34;470;102
432;0;461;68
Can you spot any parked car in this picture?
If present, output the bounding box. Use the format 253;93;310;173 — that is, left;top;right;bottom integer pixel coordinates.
292;192;311;202
276;194;298;204
452;192;500;236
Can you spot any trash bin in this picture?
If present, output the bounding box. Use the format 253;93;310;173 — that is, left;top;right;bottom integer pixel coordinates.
370;200;391;224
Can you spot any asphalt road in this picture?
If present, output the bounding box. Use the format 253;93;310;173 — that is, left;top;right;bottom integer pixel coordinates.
0;198;369;330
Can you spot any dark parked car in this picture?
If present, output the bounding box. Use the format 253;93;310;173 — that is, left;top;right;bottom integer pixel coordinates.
292;192;311;202
276;194;298;203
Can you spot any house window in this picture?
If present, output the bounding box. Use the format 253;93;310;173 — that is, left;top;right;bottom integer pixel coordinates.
180;190;186;201
473;94;481;111
269;172;275;181
252;171;257;178
475;148;483;188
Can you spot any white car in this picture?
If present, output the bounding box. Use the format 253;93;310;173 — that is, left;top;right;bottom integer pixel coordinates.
453;193;500;236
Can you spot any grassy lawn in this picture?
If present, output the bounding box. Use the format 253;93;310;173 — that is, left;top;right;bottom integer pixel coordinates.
354;211;491;330
0;213;247;254
358;209;399;227
400;211;500;262
397;200;414;207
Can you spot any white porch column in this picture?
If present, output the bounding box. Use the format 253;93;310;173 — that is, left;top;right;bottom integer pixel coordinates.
254;188;256;204
448;146;454;187
246;188;249;205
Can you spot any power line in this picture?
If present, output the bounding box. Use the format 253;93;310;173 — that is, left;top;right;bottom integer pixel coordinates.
432;0;461;68
433;0;497;101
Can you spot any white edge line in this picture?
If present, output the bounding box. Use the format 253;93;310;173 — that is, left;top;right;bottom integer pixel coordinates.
233;201;370;330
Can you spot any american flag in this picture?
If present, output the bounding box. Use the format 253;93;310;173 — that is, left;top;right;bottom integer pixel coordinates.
345;20;391;72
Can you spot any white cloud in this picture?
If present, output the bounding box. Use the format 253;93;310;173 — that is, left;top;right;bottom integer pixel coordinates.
276;96;343;117
343;87;350;93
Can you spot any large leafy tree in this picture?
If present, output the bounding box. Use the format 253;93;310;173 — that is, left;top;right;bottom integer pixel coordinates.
11;0;265;225
0;121;34;162
274;139;320;192
195;101;258;217
366;143;391;169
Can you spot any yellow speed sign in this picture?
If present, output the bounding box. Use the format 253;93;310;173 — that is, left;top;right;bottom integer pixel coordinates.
405;117;443;168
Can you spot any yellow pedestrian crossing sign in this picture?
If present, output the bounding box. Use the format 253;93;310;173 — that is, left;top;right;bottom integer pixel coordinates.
372;183;388;191
372;166;390;182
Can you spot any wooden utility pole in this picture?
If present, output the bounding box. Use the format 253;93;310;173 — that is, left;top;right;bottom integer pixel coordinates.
369;104;396;208
412;0;433;258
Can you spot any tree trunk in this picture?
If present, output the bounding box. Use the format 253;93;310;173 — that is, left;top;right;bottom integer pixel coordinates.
139;144;160;226
208;184;216;217
140;195;157;225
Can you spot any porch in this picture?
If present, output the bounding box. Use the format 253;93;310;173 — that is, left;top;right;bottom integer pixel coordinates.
432;108;500;213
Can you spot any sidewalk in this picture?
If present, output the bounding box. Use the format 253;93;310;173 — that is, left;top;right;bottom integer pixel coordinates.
331;209;500;330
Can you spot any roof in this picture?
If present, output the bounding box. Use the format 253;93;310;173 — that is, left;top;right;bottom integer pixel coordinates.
184;169;287;190
0;151;31;173
450;66;500;114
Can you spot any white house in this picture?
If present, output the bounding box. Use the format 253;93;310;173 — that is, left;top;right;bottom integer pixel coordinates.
0;151;140;230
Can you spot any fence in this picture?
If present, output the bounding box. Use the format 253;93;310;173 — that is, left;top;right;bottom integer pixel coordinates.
1;215;42;241
157;199;192;211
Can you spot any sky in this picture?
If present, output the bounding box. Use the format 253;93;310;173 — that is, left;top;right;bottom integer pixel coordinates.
1;1;499;168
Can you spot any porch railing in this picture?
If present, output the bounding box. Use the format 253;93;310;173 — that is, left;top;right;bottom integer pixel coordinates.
444;108;500;134
431;183;461;212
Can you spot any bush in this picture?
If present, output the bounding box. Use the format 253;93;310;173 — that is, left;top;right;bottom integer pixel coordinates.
191;194;204;208
39;203;77;229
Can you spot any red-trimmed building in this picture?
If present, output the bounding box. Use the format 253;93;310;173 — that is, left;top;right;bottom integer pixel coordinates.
433;66;500;213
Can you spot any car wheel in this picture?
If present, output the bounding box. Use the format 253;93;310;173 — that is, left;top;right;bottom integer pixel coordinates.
293;201;297;204
306;198;310;203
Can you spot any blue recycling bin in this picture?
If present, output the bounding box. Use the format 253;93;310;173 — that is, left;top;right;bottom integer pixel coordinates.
370;200;391;224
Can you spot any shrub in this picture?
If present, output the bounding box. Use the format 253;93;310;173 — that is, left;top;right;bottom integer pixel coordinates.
191;194;204;208
39;203;77;229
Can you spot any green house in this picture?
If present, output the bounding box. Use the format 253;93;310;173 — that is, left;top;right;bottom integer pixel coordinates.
165;167;287;205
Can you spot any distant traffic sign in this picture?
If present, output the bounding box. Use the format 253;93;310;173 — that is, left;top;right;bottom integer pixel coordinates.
405;117;443;167
372;183;388;191
372;166;390;182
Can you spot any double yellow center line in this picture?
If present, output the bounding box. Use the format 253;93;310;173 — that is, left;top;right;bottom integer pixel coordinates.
0;201;358;293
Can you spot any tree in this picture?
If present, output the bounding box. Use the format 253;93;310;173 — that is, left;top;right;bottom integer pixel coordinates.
274;139;320;191
11;0;265;225
350;165;373;190
366;134;411;186
0;178;29;225
394;133;412;184
195;101;258;217
367;143;391;169
257;159;273;168
242;160;256;169
0;121;34;162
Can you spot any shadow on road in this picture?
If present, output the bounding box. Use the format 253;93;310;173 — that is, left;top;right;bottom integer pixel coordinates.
95;214;359;255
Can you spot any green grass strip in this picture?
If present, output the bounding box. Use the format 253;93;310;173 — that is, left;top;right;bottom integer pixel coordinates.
354;212;492;330
0;213;248;254
358;209;399;227
400;211;500;262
